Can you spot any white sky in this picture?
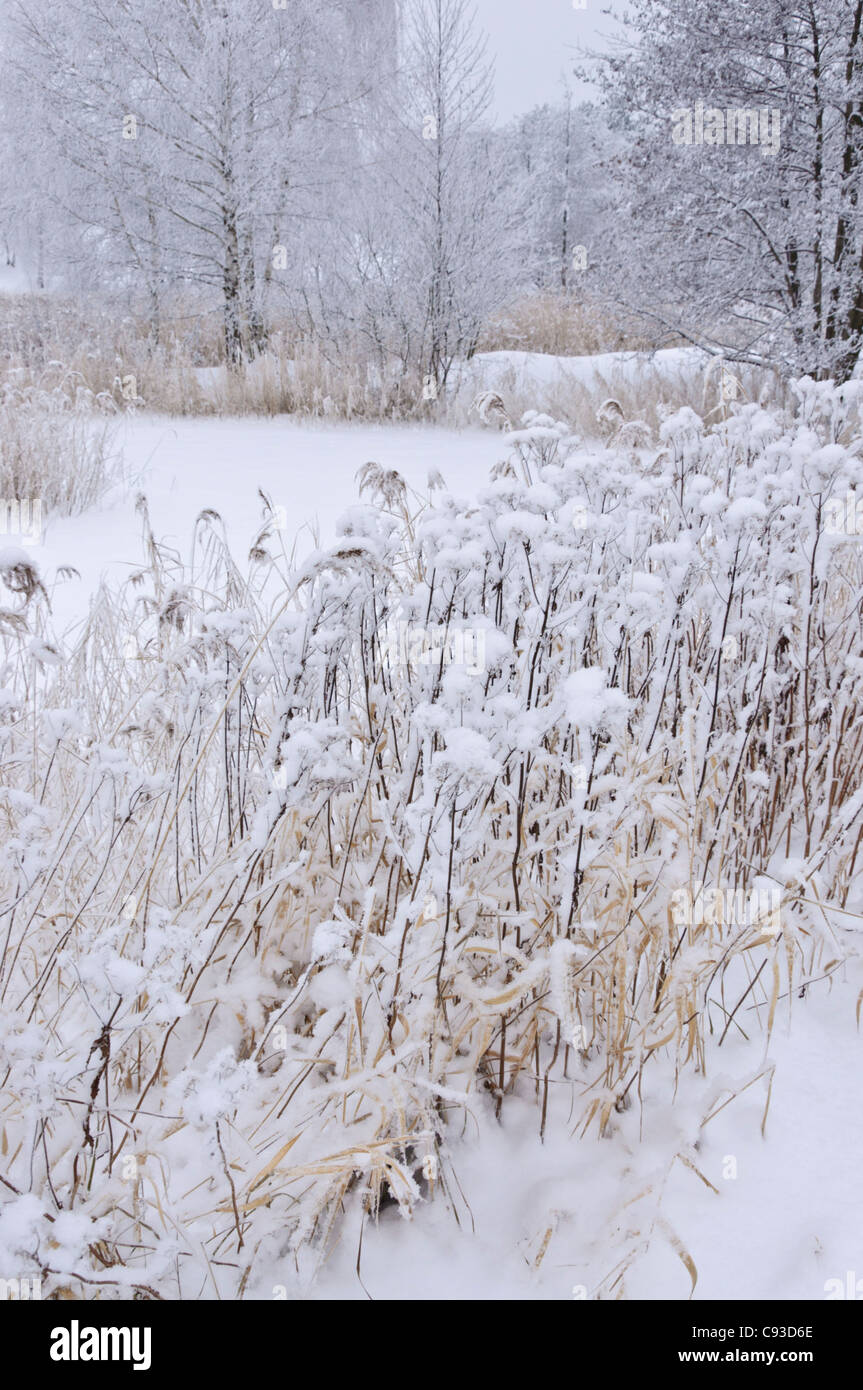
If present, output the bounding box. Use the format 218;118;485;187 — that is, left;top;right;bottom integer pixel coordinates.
471;0;614;121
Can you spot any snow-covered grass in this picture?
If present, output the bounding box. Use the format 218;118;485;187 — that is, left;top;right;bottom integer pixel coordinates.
301;964;863;1299
0;289;784;428
0;379;861;1299
457;347;789;437
477;291;655;359
0;382;120;521
0;297;436;421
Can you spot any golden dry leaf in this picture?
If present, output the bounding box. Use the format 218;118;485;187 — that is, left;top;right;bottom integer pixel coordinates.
678;1152;720;1195
247;1131;302;1195
533;1225;554;1270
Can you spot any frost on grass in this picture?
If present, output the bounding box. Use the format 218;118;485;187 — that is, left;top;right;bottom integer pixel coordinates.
0;380;862;1298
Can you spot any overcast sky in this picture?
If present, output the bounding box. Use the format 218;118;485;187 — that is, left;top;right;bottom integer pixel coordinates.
471;0;617;122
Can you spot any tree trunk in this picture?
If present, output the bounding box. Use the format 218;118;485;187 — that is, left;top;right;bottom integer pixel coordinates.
223;209;244;366
241;229;267;358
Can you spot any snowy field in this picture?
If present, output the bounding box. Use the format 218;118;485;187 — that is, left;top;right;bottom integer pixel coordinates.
38;416;507;636
33;345;737;637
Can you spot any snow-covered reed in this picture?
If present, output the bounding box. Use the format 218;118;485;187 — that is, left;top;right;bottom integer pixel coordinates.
0;381;119;518
477;291;652;358
0;292;768;427
0;379;861;1297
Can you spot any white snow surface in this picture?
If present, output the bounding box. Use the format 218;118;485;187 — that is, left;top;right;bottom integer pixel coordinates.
269;960;863;1300
467;345;710;391
36;415;507;635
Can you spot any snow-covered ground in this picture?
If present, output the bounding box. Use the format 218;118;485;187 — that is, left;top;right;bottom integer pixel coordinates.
33;346;715;639
37;415;507;636
2;0;861;1319
265;957;863;1301
0;260;42;295
466;345;710;392
183;345;713;412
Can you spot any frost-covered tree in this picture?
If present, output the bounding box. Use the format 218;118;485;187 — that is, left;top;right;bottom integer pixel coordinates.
509;93;613;294
306;0;520;391
592;0;863;381
2;0;522;381
3;0;360;360
399;0;522;387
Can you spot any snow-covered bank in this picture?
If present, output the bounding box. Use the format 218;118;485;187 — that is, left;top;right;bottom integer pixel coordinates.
465;345;710;392
184;346;713;415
